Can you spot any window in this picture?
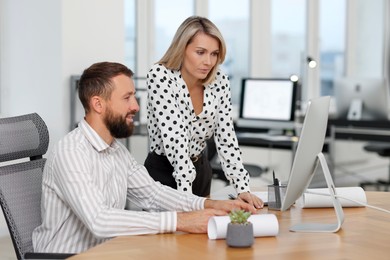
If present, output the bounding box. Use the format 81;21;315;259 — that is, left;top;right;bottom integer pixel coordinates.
124;0;136;70
209;0;250;105
271;0;306;78
154;0;194;61
319;0;346;96
124;0;388;106
350;0;385;78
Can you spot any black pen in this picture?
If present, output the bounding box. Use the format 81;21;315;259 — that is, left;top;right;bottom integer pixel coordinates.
273;171;278;186
273;171;281;208
228;193;236;200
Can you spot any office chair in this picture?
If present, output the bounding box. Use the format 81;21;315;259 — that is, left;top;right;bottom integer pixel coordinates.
207;137;267;185
0;113;74;259
360;142;390;191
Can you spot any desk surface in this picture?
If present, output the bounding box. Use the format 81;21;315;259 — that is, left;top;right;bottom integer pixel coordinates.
69;192;390;259
328;119;390;142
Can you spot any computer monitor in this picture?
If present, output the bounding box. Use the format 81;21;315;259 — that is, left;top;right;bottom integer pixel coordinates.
334;77;389;120
236;78;297;133
280;96;344;233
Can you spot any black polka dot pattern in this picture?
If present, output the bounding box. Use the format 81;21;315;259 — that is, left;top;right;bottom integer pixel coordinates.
146;63;250;194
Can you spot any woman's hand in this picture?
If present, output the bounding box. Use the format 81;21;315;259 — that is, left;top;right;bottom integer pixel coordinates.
238;192;264;209
204;198;257;214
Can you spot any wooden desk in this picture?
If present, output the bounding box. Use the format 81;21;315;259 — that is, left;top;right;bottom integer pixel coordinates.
69;192;390;259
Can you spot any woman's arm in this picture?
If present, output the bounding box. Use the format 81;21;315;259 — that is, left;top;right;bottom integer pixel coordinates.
146;64;197;193
213;72;251;194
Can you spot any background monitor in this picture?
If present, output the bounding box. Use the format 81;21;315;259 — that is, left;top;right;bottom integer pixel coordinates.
334;77;389;120
236;78;297;132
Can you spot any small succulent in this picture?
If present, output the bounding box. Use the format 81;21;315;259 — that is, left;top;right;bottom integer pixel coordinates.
228;209;251;225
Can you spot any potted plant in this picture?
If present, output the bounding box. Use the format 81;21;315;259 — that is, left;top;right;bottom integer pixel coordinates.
226;209;254;248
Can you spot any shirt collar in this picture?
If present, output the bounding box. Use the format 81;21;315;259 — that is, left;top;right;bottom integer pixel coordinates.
78;119;119;152
173;68;217;89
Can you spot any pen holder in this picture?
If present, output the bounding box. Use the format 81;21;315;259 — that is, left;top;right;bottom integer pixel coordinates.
268;184;287;211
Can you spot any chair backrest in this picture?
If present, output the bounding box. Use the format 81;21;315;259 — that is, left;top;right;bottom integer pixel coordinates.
0;113;49;259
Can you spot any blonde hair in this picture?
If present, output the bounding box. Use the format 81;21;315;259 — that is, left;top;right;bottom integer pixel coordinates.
158;16;226;85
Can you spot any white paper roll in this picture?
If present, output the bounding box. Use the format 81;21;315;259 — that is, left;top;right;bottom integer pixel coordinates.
207;214;279;240
296;187;367;208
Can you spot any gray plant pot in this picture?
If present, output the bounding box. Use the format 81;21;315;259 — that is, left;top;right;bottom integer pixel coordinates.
226;222;254;248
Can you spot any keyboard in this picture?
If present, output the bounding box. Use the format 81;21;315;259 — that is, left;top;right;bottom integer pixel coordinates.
237;132;293;142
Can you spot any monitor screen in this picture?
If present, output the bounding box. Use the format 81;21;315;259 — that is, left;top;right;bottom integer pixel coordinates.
281;96;331;212
280;96;344;232
334;77;389;120
236;78;297;131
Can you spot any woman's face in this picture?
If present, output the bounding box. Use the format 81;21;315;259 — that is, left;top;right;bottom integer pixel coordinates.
181;32;219;84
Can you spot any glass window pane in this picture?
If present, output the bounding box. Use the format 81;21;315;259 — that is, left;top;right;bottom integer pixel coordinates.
319;0;346;96
209;0;250;105
124;0;136;71
353;0;384;78
271;0;306;78
154;0;194;61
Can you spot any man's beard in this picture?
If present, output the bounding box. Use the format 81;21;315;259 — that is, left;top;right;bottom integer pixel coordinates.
104;108;134;139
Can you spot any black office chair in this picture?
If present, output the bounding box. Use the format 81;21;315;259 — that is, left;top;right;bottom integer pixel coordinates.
360;142;390;191
207;137;267;185
0;113;74;259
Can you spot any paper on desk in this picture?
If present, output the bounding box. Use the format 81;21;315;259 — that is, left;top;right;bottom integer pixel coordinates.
207;214;279;240
296;187;367;208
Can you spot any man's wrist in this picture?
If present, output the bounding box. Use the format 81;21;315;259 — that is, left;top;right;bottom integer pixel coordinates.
204;199;215;209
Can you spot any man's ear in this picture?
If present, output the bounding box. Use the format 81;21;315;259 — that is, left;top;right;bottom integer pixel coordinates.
90;96;105;114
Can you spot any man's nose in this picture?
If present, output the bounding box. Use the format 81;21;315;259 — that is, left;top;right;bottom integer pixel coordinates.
131;97;140;112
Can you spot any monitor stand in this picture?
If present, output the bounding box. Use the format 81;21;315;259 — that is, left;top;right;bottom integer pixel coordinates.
347;99;362;120
290;152;345;233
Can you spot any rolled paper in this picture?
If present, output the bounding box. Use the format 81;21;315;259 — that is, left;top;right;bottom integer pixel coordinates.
296;187;367;208
207;216;230;239
207;214;279;240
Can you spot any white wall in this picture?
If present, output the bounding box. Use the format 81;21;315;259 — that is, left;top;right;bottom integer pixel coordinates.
0;0;125;151
0;0;62;144
0;0;125;237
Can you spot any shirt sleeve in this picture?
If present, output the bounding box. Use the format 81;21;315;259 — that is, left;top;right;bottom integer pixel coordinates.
213;73;251;194
147;65;196;193
125;152;205;212
52;145;205;238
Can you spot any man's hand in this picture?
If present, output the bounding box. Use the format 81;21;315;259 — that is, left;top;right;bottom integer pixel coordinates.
176;197;262;234
238;192;264;209
204;198;258;214
176;209;227;233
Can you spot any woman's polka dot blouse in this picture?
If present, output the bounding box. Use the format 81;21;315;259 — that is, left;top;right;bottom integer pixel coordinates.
146;63;250;194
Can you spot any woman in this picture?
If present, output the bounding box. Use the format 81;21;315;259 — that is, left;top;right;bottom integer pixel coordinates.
144;16;262;208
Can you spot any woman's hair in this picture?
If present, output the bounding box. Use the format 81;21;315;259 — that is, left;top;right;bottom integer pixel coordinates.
158;16;226;85
78;61;133;113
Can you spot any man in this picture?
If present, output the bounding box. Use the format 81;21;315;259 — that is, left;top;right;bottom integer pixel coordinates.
32;62;257;253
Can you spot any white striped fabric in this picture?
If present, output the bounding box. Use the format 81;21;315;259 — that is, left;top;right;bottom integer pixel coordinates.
32;119;205;253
